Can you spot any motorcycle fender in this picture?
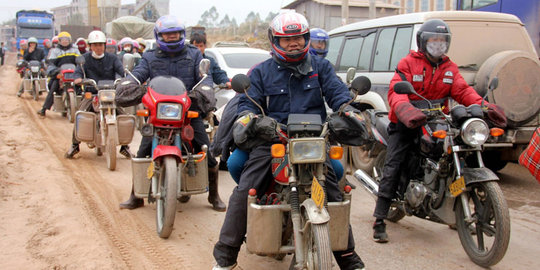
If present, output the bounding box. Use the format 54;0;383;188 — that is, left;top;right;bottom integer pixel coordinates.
153;145;182;161
301;199;330;225
463;167;499;186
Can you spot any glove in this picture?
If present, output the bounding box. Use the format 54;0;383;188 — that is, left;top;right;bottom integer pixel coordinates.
115;79;146;107
486;103;507;128
339;103;361;114
395;102;427;129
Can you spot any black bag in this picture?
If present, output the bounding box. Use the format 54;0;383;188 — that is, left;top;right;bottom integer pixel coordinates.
115;78;146;107
233;112;278;151
327;112;370;146
188;84;216;116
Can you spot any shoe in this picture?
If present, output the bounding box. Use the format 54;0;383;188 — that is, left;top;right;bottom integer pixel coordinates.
119;192;144;210
64;144;80;159
37;108;46;117
17;91;22;97
373;220;388;243
119;145;133;159
212;262;237;270
178;195;191;203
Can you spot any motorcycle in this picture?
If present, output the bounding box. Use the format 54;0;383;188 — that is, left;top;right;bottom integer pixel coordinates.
130;59;212;238
231;74;371;270
52;63;80;122
121;53;146;131
18;60;47;100
353;79;510;267
74;77;136;171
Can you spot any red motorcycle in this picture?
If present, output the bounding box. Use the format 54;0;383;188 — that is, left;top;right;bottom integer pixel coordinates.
131;59;212;238
52;63;79;122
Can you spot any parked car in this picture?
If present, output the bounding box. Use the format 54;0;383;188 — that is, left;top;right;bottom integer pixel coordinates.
327;11;540;173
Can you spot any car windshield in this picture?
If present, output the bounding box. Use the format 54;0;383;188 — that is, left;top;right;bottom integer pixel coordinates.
222;53;270;69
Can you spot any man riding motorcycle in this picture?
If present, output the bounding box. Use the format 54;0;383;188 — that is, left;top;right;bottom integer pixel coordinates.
212;12;365;270
117;15;226;212
371;19;507;243
37;31;80;117
64;30;132;159
308;28;329;58
17;37;46;97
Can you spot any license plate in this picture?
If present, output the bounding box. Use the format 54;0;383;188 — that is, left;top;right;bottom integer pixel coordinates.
449;176;465;197
311;177;325;209
147;162;154;179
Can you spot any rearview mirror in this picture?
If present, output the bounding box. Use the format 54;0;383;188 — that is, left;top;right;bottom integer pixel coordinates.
488;77;499;92
231;74;251;94
346;67;356;84
123;53;135;71
75;55;85;65
393;81;416;95
350;76;371;96
199;58;211;76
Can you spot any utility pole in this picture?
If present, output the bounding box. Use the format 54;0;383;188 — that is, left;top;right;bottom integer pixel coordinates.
341;0;349;25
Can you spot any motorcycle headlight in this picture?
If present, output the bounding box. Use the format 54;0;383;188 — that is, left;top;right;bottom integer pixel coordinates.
157;103;182;120
461;118;489;147
98;90;115;102
289;138;326;164
30;66;40;73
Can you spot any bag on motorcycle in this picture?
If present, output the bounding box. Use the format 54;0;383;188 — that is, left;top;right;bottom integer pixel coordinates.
519;127;540;182
115;78;147;107
233;112;278;151
188;84;216;117
327;112;370;146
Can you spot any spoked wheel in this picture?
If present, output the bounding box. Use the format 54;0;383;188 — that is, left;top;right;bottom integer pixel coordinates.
156;156;178;238
32;80;39;101
455;181;510;267
105;125;117;171
66;91;77;123
290;209;332;270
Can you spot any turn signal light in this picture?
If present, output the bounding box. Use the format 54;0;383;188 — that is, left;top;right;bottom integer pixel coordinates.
432;130;447;139
84;92;92;99
56;74;62;79
329;146;343;160
271;144;286;158
187;111;199;118
136;109;149;117
490;128;504;137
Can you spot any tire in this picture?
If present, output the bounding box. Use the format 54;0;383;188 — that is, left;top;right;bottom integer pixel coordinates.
67;91;77;123
106;125;117;171
96;146;103;156
371;150;406;223
156;156;178;239
350;146;376;176
455;181;510;267
291;210;333;270
33;80;39;101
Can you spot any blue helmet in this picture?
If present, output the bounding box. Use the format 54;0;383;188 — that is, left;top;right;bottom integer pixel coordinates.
309;28;329;58
154;15;186;53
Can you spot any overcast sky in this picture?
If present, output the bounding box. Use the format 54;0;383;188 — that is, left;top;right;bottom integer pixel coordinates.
1;0;295;26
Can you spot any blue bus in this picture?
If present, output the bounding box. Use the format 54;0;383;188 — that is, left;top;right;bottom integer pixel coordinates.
456;0;540;57
16;10;55;49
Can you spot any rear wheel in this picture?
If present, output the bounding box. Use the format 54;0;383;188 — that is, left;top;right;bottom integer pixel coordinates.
156;156;178;238
106;125;117;171
455;182;510;267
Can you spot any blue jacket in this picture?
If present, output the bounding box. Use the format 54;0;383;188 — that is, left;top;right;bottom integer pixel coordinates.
238;56;350;124
205;54;229;85
130;44;211;89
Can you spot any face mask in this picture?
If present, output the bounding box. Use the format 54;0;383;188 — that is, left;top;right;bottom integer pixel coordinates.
426;41;447;58
123;46;132;53
92;51;104;59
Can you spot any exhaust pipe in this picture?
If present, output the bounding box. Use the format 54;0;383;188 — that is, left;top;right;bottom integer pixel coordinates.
353;169;379;198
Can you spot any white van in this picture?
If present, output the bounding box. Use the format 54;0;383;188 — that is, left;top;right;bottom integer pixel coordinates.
328;11;540;171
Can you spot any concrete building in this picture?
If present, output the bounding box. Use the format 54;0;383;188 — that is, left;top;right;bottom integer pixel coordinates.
387;0;455;13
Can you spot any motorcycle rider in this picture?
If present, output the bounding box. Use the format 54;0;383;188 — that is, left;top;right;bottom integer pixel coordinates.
212;12;365;270
189;33;231;89
105;38;118;55
135;37;146;54
372;19;507;243
43;38;52;58
76;38;88;54
17;37;47;97
37;31;80;117
64;30;132;159
18;39;28;59
117;15;226;212
309;28;329;58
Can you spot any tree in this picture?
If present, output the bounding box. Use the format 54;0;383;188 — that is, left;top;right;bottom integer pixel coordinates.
265;11;279;23
219;15;231;28
198;6;220;28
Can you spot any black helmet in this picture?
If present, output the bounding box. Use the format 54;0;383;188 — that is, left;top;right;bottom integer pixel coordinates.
416;19;451;54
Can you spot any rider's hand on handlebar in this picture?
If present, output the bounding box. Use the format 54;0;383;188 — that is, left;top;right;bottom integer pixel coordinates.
395;102;427;129
485;103;507;128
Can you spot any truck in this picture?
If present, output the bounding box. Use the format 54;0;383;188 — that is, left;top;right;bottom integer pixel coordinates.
15;10;55;49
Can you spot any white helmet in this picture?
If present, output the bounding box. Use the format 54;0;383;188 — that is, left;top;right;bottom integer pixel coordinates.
88;30;107;44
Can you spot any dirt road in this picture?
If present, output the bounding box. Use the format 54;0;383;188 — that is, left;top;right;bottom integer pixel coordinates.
1;53;539;269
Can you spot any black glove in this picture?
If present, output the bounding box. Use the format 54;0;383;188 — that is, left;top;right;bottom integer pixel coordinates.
395;102;427;129
339;103;361;114
233;112;278;151
486;103;507;128
115;79;146;107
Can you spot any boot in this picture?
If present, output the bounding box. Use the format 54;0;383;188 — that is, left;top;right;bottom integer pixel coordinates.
119;188;144;210
178;195;191;203
373;219;388;243
208;166;226;212
37;108;46;117
64;144;80;159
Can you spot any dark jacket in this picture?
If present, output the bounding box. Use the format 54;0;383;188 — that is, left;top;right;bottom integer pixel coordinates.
75;52;124;93
130;45;211;90
205;54;229;85
389;51;484;123
238;56;350;124
23;47;45;62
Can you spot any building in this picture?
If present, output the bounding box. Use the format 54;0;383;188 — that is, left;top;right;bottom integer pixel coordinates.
51;5;78;32
387;0;455;13
284;0;401;30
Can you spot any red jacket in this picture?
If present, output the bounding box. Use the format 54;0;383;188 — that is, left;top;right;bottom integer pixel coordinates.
388;51;484;123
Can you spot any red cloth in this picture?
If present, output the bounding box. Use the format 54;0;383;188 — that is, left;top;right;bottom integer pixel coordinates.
519;128;540;182
388;51;484;123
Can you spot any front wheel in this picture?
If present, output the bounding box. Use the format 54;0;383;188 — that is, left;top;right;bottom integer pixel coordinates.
106;125;117;171
66;91;77;123
290;210;332;270
156;156;178;238
33;80;39;101
455;181;510;267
